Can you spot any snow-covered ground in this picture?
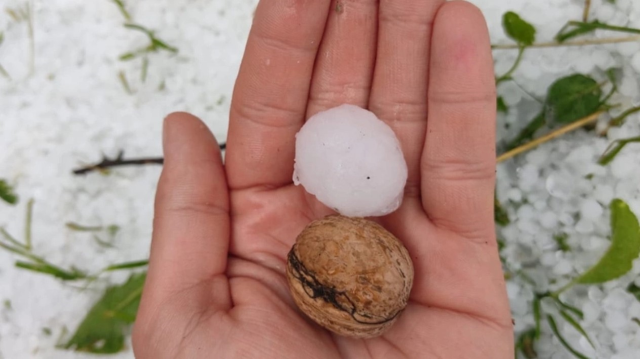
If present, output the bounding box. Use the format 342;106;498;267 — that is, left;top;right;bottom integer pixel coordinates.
1;0;639;358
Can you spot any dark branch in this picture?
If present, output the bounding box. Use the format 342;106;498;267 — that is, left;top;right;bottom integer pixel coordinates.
72;144;226;175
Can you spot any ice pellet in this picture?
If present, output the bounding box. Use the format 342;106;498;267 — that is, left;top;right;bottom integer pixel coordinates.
293;104;408;217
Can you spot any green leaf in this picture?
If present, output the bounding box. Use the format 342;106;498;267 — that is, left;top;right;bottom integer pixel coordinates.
103;260;148;272
544;74;602;124
66;222;104;232
495;196;510;226
497;97;509;113
554;233;571;252
15;261;87;281
516;328;538;359
547;315;590;359
1;227;27;249
503;12;536;46
598;136;640;166
123;23;154;37
107;225;120;237
110;0;131;21
576;199;640;284
505;113;546;150
0;179;18;205
559;310;595;349
64;272;146;354
628;282;640;301
151;38;178;54
93;235;115;248
119;51;139;61
118;70;132;95
556;20;640;43
555;21;600;43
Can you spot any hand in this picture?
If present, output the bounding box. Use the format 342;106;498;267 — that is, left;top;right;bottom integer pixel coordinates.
132;1;513;358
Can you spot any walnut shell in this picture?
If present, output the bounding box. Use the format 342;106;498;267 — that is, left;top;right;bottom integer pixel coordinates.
286;215;414;338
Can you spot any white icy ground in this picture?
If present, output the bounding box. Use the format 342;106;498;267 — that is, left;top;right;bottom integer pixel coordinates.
0;0;639;358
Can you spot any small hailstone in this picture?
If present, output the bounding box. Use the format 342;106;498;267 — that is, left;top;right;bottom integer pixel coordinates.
594;184;615;205
611;155;635;179
582;301;601;324
588;286;605;302
575;218;595;234
605;311;627;331
293;104;408;217
553;259;573;275
603;288;633;312
539;211;558;229
580;199;604;220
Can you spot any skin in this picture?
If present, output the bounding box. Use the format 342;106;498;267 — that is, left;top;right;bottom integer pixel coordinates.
132;1;514;358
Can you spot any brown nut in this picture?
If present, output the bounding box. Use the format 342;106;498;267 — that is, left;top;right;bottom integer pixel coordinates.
286;215;414;338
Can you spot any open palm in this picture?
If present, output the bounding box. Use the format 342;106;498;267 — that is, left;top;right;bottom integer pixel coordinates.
133;1;513;358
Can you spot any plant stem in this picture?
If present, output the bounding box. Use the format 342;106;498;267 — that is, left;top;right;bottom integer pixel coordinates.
111;0;131;21
583;0;591;22
492;35;640;49
1;227;25;249
66;222;104;232
118;70;132;94
569;20;640;35
496;46;526;84
547;315;590;359
599;105;640;135
551;279;579;297
497;111;603;163
598;136;640;165
72;145;226;175
73;156;163;175
25;198;33;250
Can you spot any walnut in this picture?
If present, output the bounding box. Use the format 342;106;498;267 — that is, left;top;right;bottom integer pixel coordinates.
286;215;414;338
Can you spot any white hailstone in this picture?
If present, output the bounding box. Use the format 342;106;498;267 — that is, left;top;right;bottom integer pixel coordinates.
603;288;633;312
293;104;408;217
582;301;601;324
581;199;604;220
553;259;573;275
507;188;523;202
594;184;615;206
539;211;559;229
605;311;628;331
575;218;595;234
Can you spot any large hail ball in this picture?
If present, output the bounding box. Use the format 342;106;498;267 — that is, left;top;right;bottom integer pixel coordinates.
293;104;408;217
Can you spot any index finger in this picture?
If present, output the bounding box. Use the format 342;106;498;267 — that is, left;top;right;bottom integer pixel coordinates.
421;1;497;240
226;0;332;190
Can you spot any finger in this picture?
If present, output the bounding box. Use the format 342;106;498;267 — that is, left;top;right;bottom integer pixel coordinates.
226;0;332;190
305;0;378;117
143;113;231;308
421;1;497;239
368;0;444;197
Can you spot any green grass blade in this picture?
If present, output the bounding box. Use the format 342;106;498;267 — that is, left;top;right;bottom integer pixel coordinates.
547;315;590;359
